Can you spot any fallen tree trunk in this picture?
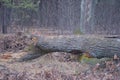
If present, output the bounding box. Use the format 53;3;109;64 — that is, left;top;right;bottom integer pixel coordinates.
34;35;120;58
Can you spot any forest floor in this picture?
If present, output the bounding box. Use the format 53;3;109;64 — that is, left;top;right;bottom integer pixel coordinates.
0;32;119;80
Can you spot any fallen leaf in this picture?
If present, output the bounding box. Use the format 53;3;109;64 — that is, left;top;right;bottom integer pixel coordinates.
0;54;12;59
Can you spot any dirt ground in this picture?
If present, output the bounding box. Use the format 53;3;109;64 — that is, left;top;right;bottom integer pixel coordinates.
0;51;119;80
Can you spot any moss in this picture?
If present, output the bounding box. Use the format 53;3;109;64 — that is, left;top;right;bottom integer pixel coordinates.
79;54;110;65
73;29;83;35
23;44;35;52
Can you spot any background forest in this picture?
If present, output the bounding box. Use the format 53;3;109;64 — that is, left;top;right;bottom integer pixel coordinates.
0;0;120;34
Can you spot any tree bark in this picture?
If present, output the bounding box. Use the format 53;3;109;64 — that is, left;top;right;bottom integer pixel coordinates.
1;2;12;34
2;4;7;34
80;0;96;34
34;35;120;58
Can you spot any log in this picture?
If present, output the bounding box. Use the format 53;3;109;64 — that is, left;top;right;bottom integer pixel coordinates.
34;35;120;58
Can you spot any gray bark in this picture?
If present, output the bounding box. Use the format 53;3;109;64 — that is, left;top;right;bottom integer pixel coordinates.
80;0;96;34
35;35;120;58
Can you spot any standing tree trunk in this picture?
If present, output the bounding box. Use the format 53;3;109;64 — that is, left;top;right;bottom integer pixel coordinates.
1;3;7;34
80;0;97;34
2;0;13;34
